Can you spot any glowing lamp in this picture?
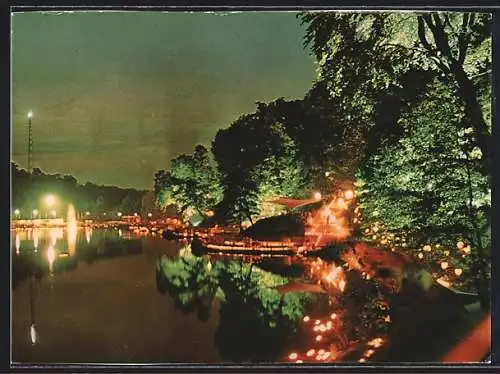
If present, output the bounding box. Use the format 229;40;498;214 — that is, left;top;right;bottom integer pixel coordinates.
456;241;465;249
423;245;431;252
441;261;449;270
454;268;463;276
418;253;424;259
44;194;56;208
288;353;298;360
27;111;33;119
344;189;354;200
14;209;20;216
314;191;322;201
303;316;310;322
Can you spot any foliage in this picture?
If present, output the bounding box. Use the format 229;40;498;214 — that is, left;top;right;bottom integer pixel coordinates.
357;79;490;297
11;162;145;216
154;145;222;220
212;107;311;223
299;11;492;172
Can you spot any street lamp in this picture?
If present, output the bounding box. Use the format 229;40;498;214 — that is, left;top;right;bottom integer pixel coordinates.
44;194;56;208
147;212;152;218
32;209;39;219
14;209;20;218
117;212;122;218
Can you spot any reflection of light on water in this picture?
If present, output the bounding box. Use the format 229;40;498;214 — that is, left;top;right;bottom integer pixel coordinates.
33;228;39;249
85;227;92;243
15;232;20;254
47;245;56;273
67;204;78;255
30;324;37;344
49;227;64;246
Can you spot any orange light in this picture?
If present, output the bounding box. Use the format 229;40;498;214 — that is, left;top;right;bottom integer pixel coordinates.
315;320;320;325
359;358;366;363
306;349;315;357
454;268;463;276
289;353;298;360
441;261;449;270
303;316;310;322
296;360;303;363
437;277;451;288
316;335;323;342
330;313;337;319
344;190;354;200
457;241;465;249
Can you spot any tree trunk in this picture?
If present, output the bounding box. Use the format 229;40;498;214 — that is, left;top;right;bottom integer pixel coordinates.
453;66;491;176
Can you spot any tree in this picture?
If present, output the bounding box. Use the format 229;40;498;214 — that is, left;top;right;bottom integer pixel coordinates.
357;79;490;307
299;11;491;174
154;145;222;220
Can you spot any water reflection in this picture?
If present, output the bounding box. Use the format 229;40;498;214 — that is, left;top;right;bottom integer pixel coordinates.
85;227;92;244
156;248;315;361
12;228;143;289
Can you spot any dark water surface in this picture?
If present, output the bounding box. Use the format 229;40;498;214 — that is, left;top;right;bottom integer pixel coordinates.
12;228;481;364
12;228;222;363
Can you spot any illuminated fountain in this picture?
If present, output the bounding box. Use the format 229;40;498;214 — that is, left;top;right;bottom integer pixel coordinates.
67;204;78;256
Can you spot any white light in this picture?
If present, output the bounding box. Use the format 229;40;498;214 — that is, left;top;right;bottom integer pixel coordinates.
44;194;56;208
30;324;37;344
314;192;322;201
27;111;33;119
14;209;20;216
32;209;39;217
117;212;122;217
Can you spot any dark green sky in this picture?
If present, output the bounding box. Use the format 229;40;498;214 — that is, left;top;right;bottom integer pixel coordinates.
12;11;316;189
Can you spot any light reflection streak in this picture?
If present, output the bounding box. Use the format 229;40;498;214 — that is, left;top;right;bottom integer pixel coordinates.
15;232;20;254
30;324;37;344
46;245;56;273
85;227;92;243
33;228;39;249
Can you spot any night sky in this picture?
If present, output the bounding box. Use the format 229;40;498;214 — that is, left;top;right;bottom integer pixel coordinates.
12;11;316;190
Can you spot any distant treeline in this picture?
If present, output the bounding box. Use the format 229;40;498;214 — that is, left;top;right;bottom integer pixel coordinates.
11;162;147;217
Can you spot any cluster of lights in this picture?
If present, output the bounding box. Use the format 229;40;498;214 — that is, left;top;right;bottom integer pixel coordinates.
287;313;342;363
358;337;386;362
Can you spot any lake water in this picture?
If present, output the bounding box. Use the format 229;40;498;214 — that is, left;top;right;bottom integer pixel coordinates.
11;227;481;364
12;228;223;363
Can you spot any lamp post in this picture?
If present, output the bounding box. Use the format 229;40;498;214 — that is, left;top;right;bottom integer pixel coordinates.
27;111;33;175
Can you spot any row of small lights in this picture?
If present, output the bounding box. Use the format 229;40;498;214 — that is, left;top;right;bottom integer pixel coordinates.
358;205;472;288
